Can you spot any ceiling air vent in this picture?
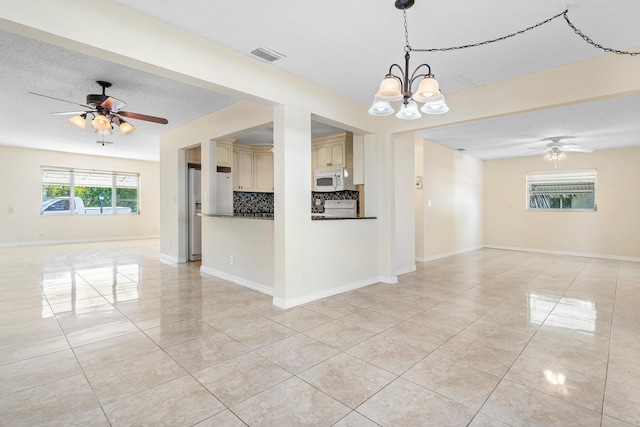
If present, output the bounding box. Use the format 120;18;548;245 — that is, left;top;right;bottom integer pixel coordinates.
250;47;286;63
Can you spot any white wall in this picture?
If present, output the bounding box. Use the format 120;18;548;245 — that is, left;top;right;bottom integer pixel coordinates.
415;139;484;261
200;217;274;294
484;147;640;260
394;133;417;275
0;146;159;246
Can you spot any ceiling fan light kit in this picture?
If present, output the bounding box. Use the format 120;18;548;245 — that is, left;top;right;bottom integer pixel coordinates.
91;113;112;131
30;80;167;139
68;114;87;130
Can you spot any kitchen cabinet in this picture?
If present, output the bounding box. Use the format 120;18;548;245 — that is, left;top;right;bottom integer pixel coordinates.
233;146;254;191
253;149;274;192
217;139;233;167
312;132;353;170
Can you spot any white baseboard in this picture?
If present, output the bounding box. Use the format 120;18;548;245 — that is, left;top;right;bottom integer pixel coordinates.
396;265;417;276
159;253;180;264
273;276;383;309
0;235;160;248
379;275;398;284
416;246;484;263
484;245;640;263
200;266;275;296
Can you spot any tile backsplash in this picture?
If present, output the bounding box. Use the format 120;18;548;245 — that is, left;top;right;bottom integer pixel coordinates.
233;192;274;213
311;190;360;214
233;189;360;215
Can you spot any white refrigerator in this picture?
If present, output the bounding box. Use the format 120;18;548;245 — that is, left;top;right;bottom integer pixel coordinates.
188;170;234;262
216;172;233;215
188;168;202;261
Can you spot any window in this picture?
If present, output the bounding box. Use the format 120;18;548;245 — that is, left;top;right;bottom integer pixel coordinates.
41;167;140;215
526;170;596;211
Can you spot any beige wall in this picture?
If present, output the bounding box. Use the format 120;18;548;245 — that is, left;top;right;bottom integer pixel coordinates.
0;146;160;246
415;140;484;261
484;147;640;260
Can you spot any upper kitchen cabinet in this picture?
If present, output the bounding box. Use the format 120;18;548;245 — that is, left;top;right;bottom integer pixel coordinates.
253;148;274;192
312;132;353;170
233;145;274;192
217;139;233;167
233;145;254;191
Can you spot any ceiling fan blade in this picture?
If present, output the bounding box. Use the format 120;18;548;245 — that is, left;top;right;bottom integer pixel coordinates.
50;111;92;116
28;92;91;109
117;111;168;124
563;147;594;153
101;96;126;112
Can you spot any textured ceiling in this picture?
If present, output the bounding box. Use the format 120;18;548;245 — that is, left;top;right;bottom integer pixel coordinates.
1;1;640;161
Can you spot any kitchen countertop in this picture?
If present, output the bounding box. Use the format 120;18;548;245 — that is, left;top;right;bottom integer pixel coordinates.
311;215;377;220
199;213;274;220
199;213;377;220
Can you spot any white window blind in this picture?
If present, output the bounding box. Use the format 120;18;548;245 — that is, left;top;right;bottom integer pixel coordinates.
526;170;597;211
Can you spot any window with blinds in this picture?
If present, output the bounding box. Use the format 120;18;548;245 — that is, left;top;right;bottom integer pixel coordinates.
41;167;140;215
526;170;597;211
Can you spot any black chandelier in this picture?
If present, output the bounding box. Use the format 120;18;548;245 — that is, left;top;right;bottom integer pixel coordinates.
368;0;448;120
368;0;639;120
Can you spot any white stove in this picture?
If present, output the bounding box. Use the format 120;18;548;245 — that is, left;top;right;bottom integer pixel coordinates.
321;199;357;217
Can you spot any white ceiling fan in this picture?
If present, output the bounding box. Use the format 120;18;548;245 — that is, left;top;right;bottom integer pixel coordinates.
529;137;594;167
531;136;595;154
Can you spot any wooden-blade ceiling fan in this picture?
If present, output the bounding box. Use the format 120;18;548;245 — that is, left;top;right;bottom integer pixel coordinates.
29;80;168;136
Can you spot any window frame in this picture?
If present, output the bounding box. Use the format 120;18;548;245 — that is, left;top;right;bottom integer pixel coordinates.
525;169;597;212
41;166;140;215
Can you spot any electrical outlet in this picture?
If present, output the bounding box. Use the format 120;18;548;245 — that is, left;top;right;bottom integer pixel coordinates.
169;240;172;248
229;255;235;265
554;239;561;246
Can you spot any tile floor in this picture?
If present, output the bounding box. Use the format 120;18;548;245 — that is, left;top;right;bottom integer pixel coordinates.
1;239;639;426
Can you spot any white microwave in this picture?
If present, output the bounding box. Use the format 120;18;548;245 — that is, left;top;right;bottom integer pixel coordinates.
314;168;356;192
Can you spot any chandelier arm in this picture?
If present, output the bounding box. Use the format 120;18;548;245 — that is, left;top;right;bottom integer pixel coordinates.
408;64;433;83
387;63;406;81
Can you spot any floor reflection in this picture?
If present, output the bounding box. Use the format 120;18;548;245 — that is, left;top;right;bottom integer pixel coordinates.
40;264;141;314
528;292;597;334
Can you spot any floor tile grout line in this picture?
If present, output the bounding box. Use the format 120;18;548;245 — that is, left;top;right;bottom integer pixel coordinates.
469;256;613;425
445;255;593;425
599;260;621;427
36;260;115;426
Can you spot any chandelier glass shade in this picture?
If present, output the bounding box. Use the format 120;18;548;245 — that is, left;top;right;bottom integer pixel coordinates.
368;99;395;116
368;50;448;120
368;3;449;120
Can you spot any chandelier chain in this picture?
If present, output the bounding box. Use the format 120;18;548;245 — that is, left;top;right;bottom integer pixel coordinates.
406;9;639;56
403;10;411;52
562;12;639;56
